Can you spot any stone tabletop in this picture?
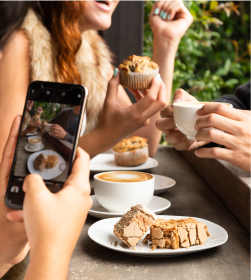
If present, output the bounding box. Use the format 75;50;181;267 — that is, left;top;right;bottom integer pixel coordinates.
68;146;250;280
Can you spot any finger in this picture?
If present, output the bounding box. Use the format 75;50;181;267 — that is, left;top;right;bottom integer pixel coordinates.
150;1;163;17
195;113;240;135
195;147;235;162
165;1;183;21
160;105;173;118
196;103;241;121
0;115;22;182
128;89;144;102
141;80;166;118
173;138;208;151
164;129;187;144
156;117;176;131
7;210;24;223
62;148;90;192
172;88;197;104
23;173;48;194
106;68;120;105
195;128;236;149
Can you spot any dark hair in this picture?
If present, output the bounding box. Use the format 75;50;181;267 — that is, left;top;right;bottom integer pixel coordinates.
0;1;29;50
31;1;85;84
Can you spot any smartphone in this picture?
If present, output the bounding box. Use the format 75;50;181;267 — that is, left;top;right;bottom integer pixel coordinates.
5;81;88;209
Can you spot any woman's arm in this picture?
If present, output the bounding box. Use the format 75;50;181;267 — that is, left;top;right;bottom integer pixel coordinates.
79;70;166;159
0;30;30;162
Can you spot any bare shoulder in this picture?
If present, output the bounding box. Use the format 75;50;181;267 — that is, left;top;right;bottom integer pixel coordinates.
1;29;30;63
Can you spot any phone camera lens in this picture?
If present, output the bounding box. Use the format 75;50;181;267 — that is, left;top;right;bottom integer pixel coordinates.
31;89;35;93
46;91;50;95
77;94;81;98
62;92;66;96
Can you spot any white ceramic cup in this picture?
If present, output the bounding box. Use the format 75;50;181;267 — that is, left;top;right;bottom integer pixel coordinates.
28;136;42;150
44;123;52;132
94;171;155;213
173;102;233;140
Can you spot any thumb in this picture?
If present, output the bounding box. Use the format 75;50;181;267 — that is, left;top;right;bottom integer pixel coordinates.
105;68;120;104
23;174;48;195
172;89;194;104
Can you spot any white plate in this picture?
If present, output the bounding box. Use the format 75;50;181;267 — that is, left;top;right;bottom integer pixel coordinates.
88;195;171;219
90;154;158;172
27;150;66;180
88;215;228;257
154;175;176;194
24;143;45;152
26;131;38;136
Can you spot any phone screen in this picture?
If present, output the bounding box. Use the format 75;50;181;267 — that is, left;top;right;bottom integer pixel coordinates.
5;81;87;209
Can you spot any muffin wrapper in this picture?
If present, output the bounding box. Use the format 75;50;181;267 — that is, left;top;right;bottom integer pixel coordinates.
113;147;149;167
120;68;159;90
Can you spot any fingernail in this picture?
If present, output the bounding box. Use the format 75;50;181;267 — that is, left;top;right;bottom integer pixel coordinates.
172;98;182;104
154;8;159;15
160;10;164;18
194;150;199;156
167;14;170;20
162;12;167;20
113;68;118;76
156;73;162;82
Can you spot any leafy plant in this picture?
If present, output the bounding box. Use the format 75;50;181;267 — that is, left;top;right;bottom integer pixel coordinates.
144;1;250;102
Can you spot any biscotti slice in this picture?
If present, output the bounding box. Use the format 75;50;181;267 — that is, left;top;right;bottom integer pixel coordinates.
149;219;179;249
113;204;156;247
34;153;47;171
163;218;210;248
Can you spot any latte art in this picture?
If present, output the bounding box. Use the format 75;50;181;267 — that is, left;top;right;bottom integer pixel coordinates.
96;171;153;183
29;138;41;143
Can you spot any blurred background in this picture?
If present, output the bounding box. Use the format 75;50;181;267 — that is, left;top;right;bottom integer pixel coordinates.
144;1;250;102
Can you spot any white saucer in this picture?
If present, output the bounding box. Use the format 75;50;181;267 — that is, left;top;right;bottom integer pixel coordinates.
88;215;228;257
88;195;171;219
90;154;158;172
24;143;45;152
26;131;38;136
154;175;176;194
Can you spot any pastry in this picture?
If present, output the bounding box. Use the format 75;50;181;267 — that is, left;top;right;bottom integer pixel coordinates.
113;136;149;166
34;153;47;171
119;55;159;90
113;204;156;247
45;155;59;169
145;218;211;250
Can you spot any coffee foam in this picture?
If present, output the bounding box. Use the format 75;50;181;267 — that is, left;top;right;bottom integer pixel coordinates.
29;138;41;143
96;171;153;183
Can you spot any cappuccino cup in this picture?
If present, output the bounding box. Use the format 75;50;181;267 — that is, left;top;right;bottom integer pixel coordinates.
28;136;42;150
44;123;52;132
94;171;154;213
173;102;233;140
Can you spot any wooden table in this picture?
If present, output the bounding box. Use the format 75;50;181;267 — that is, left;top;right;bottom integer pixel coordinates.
68;146;250;280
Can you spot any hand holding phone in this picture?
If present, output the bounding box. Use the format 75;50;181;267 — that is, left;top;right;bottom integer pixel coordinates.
0;116;29;277
5;81;88;209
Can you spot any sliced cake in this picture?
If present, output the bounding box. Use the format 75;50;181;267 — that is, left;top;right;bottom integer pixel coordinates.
113;204;156;247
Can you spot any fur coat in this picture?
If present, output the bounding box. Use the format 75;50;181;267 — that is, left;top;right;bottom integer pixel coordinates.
21;9;112;134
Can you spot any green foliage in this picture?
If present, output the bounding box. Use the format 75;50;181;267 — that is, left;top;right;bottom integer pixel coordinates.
34;102;64;123
144;1;250;102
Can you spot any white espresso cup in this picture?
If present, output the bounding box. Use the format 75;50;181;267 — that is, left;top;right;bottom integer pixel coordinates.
94;171;155;213
44;123;52;132
28;136;42;150
173;102;233;140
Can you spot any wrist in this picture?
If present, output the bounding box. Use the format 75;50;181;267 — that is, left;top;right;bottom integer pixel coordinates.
153;34;179;52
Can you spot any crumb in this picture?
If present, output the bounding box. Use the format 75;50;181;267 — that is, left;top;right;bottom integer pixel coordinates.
114;241;117;247
213;237;215;239
132;246;137;251
186;247;189;249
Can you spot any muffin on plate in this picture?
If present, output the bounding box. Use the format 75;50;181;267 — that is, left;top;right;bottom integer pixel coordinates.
119;55;159;90
113;136;149;166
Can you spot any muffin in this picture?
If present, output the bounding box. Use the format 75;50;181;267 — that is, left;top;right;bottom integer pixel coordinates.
113;136;149;166
119;55;159;90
